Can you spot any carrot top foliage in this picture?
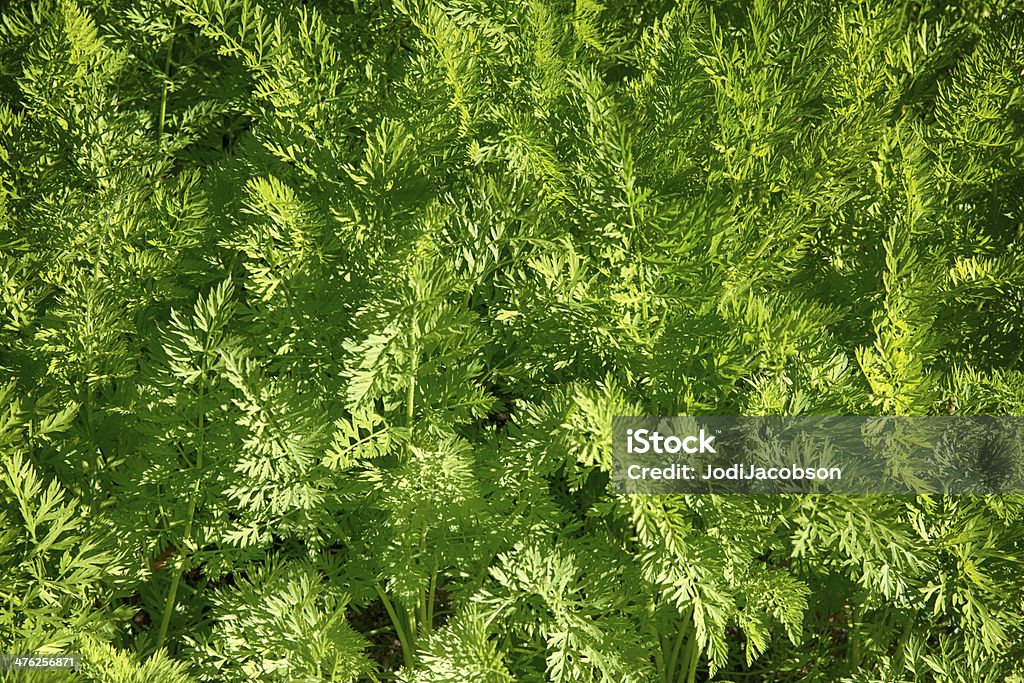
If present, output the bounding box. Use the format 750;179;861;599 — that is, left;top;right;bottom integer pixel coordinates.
1;0;1024;681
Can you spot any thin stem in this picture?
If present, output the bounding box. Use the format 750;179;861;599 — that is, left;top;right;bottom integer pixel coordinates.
154;453;201;652
666;623;687;682
407;352;417;428
403;291;418;431
425;559;438;633
642;600;665;681
848;602;867;671
416;590;427;637
679;630;699;683
642;624;664;681
416;527;429;633
686;639;699;683
375;583;415;669
156;566;183;651
154;371;205;654
158;29;175;145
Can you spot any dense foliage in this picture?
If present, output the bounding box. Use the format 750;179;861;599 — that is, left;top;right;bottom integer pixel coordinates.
2;0;1024;680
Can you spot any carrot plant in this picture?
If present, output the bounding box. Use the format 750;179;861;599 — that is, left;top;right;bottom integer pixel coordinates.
2;0;1024;681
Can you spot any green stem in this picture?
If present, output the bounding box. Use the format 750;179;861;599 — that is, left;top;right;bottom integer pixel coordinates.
155;567;182;652
645;624;665;681
154;462;200;653
848;602;867;671
406;296;419;430
679;629;699;683
375;583;415;669
686;638;699;683
666;623;687;682
158;30;175;144
154;375;205;655
425;560;438;633
407;353;417;428
416;591;427;637
416;528;430;633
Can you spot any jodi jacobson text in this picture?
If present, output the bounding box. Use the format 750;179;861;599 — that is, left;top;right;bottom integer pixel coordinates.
626;464;843;481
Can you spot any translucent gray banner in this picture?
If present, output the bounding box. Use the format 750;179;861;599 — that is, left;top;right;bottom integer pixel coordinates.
612;417;1024;494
